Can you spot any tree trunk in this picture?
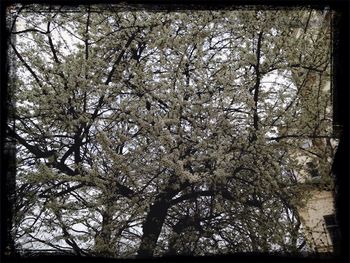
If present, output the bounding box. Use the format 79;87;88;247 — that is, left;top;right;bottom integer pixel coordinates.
136;190;178;258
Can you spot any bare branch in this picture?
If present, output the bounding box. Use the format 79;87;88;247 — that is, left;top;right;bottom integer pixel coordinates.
10;42;42;87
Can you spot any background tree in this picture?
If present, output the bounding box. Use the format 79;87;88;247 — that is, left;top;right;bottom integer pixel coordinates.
7;5;336;258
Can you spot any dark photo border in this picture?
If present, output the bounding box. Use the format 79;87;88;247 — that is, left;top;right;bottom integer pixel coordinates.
0;0;348;262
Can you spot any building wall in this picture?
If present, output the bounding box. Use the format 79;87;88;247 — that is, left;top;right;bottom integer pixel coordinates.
298;190;335;252
289;9;338;254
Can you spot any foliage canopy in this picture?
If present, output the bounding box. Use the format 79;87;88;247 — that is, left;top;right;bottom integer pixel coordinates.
7;5;336;258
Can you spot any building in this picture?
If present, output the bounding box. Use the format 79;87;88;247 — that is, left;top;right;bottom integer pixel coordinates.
288;9;340;254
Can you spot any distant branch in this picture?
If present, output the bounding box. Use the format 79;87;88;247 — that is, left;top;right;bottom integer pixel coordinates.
289;63;325;73
11;28;47;35
105;30;138;85
10;43;42;87
170;190;213;206
85;5;91;60
7;126;77;176
267;134;335;141
47;22;60;63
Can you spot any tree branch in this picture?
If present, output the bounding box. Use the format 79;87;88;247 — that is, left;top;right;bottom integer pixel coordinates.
7;126;54;158
170;190;213;206
252;31;263;132
105;30;138;85
85;5;91;61
47;22;60;64
10;43;42;87
267;134;335;141
11;28;47;35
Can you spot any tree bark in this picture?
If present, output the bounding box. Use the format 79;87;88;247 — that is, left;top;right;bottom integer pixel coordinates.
136;184;179;258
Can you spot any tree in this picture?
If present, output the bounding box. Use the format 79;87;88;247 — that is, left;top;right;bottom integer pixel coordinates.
7;5;336;258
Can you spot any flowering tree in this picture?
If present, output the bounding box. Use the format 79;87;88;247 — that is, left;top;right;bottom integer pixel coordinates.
7;5;335;258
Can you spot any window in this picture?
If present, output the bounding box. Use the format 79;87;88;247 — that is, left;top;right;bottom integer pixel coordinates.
306;162;320;178
323;214;340;253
